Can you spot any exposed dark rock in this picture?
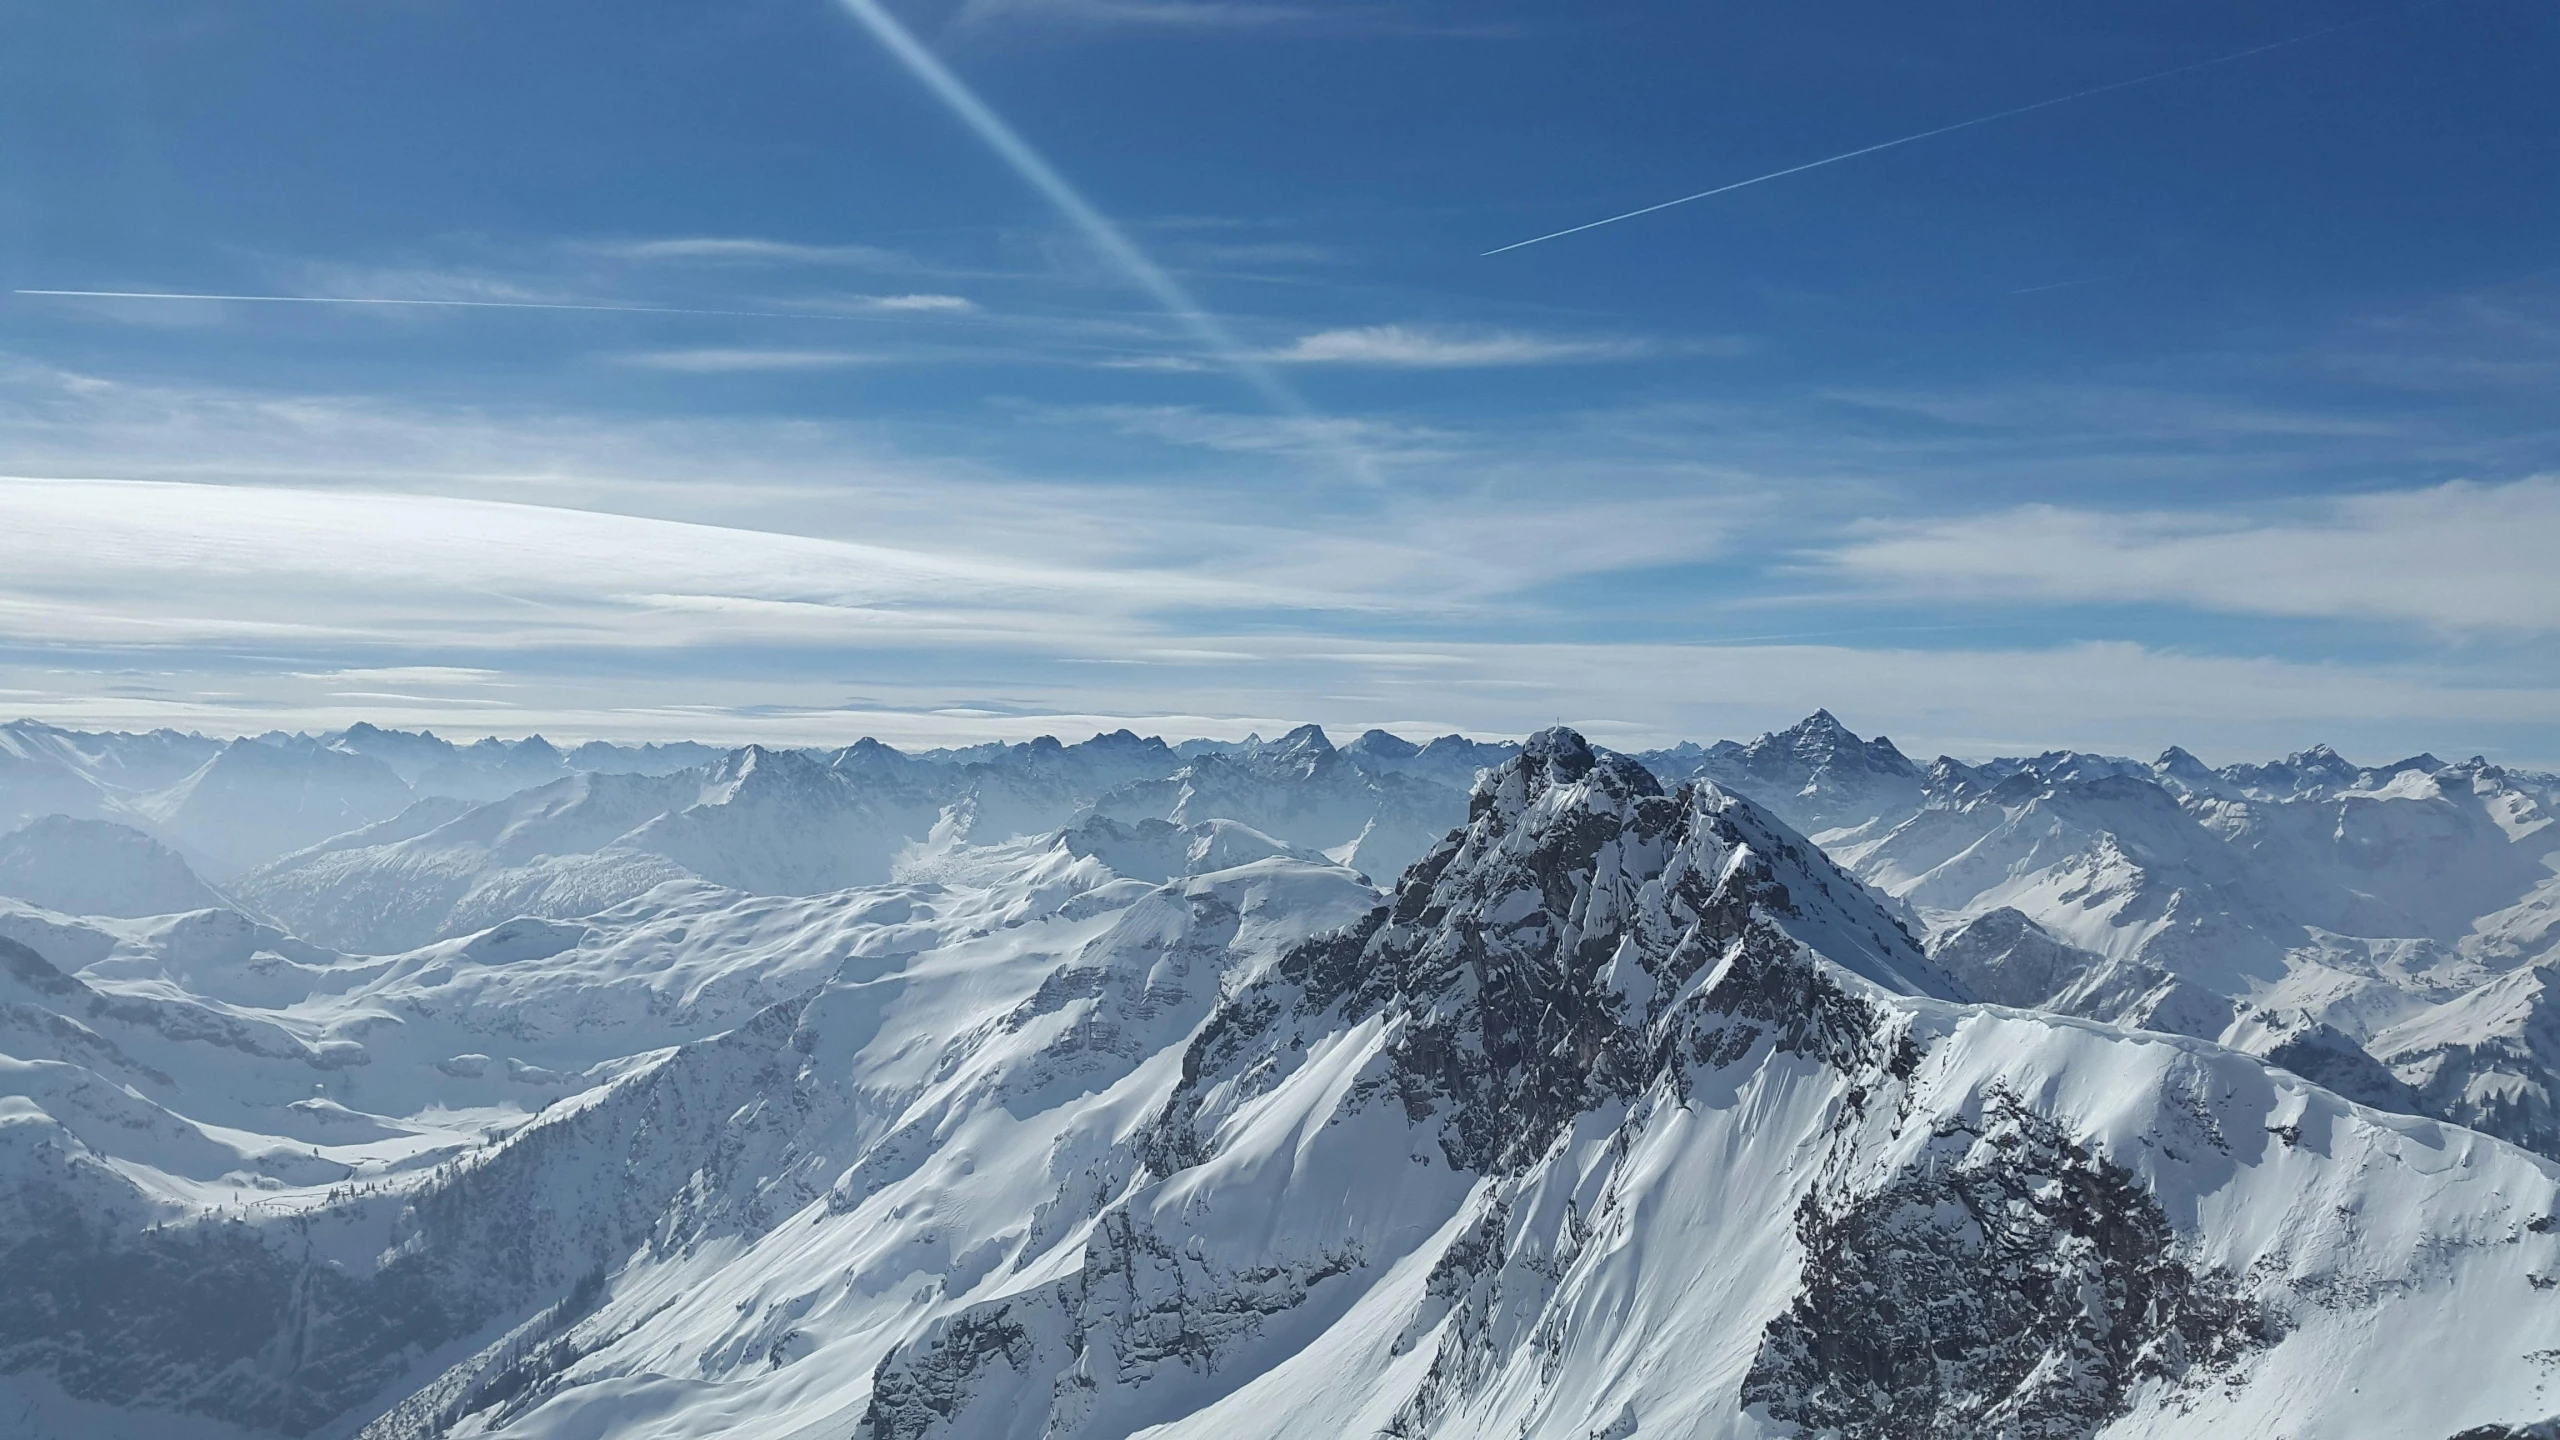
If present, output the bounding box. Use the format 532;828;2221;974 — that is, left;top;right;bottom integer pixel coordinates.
862;1304;1040;1440
1741;1091;2269;1440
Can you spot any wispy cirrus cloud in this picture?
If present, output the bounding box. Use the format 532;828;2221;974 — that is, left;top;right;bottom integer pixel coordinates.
1821;382;2406;439
279;263;573;305
865;293;979;313
785;291;982;316
2319;278;2560;396
610;348;881;373
587;236;914;268
1818;476;2560;634
3;341;2553;762
1094;354;1214;373
1265;324;1654;368
1075;402;1462;462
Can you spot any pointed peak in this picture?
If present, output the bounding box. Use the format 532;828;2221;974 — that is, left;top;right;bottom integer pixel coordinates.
717;742;777;772
1271;723;1334;755
1764;709;1855;747
709;743;828;787
1770;709;1851;742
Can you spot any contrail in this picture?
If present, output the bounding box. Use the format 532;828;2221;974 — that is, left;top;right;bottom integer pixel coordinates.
1484;9;2414;256
826;0;1350;463
11;288;878;321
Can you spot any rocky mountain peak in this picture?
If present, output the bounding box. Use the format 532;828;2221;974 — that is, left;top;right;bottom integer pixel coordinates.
1752;710;1919;778
2153;744;2223;794
1266;722;1334;758
700;743;834;799
1345;727;1419;761
1150;730;1946;1176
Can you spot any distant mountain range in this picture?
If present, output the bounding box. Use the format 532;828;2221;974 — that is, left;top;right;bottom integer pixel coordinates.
1;714;2556;1438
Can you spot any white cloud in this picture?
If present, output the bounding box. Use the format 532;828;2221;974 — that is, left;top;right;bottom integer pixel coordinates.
866;293;978;313
1077;403;1462;462
262;262;569;306
4;629;2550;770
591;237;911;268
1820;476;2560;634
612;349;880;373
1820;383;2405;439
0;359;2549;765
0;475;1311;658
791;293;982;316
1267;324;1652;368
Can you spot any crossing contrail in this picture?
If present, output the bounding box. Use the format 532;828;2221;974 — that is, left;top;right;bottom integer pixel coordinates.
11;289;876;320
1483;9;2414;256
826;0;1358;471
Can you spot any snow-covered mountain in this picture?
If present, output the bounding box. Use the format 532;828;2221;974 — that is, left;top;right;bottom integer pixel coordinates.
1090;723;1469;882
131;737;420;880
225;727;1472;955
0;724;778;887
1339;728;1519;792
1687;712;2560;1166
1642;708;1925;839
4;727;2558;1440
230;748;941;954
0;816;228;918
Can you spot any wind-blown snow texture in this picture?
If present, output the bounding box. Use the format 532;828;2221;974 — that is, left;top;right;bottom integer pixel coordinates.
0;716;2555;1439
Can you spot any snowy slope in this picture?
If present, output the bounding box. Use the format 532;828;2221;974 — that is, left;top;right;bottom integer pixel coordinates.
1091;724;1469;882
0;721;222;833
1643;709;1926;840
235;728;1464;955
6;729;2557;1440
133;738;419;880
1925;907;2234;1040
2369;961;2560;1157
1845;768;2306;985
0;816;228;918
230;770;706;953
227;744;957;956
1677;715;2560;1161
1340;729;1519;793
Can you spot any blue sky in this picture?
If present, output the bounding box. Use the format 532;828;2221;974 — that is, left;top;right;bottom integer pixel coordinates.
2;0;2556;764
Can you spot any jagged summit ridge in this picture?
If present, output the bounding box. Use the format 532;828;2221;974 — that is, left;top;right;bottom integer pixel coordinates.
853;727;2555;1440
1146;727;1950;1174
